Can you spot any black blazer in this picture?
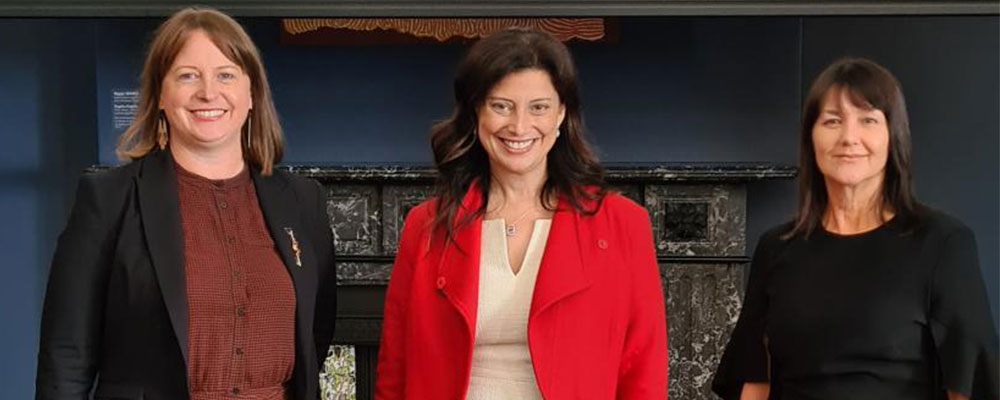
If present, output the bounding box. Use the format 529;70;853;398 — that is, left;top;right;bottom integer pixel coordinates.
36;149;337;400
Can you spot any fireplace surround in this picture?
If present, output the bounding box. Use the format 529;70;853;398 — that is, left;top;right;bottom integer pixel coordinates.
298;163;794;399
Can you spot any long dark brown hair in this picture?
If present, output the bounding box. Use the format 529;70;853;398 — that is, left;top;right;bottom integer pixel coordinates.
430;27;608;240
787;57;917;239
116;6;284;175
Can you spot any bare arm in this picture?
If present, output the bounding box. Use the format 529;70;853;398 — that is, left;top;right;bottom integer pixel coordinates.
946;391;968;400
739;382;769;400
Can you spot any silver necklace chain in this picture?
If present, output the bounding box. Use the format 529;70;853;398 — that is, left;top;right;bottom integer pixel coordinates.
502;207;534;237
488;204;536;237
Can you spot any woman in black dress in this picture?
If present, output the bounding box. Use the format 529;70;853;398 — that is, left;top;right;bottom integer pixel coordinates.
712;58;998;400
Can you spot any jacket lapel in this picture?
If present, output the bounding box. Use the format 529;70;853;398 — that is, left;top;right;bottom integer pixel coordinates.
252;170;316;309
434;185;597;332
530;196;594;319
253;169;317;400
136;149;190;364
435;183;484;339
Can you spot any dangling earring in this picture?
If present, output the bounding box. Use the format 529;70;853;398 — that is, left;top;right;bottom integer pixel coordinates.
244;109;253;149
157;110;169;149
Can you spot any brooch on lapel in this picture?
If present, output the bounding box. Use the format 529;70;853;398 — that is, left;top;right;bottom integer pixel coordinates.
284;227;302;267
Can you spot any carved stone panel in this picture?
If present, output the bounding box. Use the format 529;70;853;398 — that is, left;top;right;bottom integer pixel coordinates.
337;261;392;285
645;184;746;257
662;263;744;400
381;185;432;255
325;185;380;256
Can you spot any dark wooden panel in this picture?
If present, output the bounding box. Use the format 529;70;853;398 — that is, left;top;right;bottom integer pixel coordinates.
357;346;376;400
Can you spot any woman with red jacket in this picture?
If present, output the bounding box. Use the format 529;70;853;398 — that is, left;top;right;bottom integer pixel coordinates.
374;27;667;399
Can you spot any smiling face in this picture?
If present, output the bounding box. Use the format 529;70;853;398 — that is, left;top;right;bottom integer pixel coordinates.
159;29;252;155
476;68;566;178
812;86;890;192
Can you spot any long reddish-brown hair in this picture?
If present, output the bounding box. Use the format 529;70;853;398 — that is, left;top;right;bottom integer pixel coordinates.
115;6;284;175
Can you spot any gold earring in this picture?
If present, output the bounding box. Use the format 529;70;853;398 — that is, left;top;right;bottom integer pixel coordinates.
157;111;168;149
245;110;253;148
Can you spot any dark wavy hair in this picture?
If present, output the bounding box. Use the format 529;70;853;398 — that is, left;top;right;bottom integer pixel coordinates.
429;27;608;240
786;57;917;239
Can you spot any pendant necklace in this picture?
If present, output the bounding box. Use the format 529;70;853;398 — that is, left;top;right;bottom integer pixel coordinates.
503;207;533;237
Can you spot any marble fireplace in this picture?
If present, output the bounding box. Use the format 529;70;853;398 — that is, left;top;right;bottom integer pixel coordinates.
293;163;794;400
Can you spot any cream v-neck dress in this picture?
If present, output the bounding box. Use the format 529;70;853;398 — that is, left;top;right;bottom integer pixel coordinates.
464;219;551;400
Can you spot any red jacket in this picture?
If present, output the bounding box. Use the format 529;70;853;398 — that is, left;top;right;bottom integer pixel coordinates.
375;184;668;399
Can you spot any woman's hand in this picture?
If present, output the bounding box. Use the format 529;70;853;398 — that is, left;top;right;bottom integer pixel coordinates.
739;382;769;400
947;391;969;400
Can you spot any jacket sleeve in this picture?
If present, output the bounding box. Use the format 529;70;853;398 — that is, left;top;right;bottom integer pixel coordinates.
616;207;669;399
310;180;338;370
373;203;426;399
36;175;115;400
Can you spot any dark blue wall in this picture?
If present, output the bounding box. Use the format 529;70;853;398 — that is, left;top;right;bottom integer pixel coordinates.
801;16;1000;322
96;18;803;165
0;19;98;400
2;15;996;398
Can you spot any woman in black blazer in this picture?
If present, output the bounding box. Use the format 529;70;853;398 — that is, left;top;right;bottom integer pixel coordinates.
35;7;336;400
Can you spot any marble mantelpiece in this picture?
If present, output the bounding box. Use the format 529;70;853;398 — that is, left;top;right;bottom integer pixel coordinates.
296;163;794;400
86;162;794;399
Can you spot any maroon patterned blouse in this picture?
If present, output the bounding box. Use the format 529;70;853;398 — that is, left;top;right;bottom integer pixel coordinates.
176;162;296;400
